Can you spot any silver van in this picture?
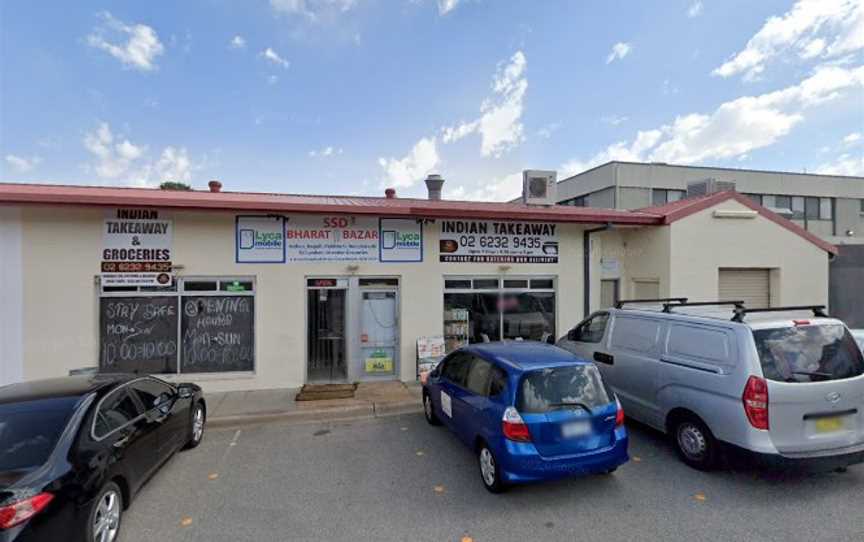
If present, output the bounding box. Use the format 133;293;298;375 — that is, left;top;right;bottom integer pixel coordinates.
557;300;864;471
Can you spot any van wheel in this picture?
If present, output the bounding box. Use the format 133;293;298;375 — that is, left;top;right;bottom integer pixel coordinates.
478;444;507;493
423;392;441;426
672;417;718;471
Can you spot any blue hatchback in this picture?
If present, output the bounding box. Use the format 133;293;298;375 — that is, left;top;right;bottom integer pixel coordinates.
422;341;628;492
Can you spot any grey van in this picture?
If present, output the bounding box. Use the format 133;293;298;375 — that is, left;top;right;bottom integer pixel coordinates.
557;301;864;471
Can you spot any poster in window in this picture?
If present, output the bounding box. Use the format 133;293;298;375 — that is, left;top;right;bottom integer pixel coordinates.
102;209;173;286
439;220;558;263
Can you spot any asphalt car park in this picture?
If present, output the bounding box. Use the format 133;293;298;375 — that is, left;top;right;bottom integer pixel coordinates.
119;414;863;542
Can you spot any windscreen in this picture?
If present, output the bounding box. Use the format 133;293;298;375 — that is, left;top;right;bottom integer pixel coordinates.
0;398;76;471
517;365;613;413
753;324;864;383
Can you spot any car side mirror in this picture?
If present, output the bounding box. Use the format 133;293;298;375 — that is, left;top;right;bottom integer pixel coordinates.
567;328;578;341
546;334;556;345
177;384;194;399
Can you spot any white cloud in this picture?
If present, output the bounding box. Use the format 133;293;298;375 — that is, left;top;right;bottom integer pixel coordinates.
229;35;246;49
843;132;862;144
451;171;524;202
817;153;864;176
309;146;343;157
606;42;631;64
83;122;197;186
267;74;280;85
536;122;561;140
438;0;460;15
440;50;528;157
687;1;703;18
4;154;42;173
377;137;439;188
261;47;290;68
712;0;863;80
87;12;164;71
561;65;864;174
601;114;629;126
270;0;357;19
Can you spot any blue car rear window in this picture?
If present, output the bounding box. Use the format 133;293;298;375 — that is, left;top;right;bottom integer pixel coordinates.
517;365;613;413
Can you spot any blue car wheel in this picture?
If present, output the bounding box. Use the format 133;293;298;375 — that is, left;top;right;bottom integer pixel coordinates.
423;391;441;426
478;443;506;493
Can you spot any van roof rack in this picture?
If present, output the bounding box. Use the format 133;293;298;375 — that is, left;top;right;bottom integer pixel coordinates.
661;300;745;313
731;305;828;323
615;297;688;309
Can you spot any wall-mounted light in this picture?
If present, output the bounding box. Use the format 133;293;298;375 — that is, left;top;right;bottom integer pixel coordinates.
712;210;757;219
346;264;360;273
846;229;855;237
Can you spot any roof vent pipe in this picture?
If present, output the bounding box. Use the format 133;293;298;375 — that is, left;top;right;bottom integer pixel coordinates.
385;187;396;199
208;180;222;193
424;174;444;200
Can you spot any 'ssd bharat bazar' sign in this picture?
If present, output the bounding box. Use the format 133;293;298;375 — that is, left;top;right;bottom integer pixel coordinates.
439;220;558;263
236;215;423;263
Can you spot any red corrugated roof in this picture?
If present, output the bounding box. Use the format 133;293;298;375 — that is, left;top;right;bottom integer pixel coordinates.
0;183;837;254
0;182;660;225
636;190;838;255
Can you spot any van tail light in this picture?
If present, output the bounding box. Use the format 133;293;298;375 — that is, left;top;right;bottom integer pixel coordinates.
615;398;625;428
743;376;770;430
0;492;54;530
502;407;532;442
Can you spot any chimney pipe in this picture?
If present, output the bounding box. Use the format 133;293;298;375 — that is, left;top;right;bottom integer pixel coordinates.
425;174;444;200
384;187;396;199
208;180;222;193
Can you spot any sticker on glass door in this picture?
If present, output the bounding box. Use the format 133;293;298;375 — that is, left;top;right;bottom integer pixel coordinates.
360;291;398;376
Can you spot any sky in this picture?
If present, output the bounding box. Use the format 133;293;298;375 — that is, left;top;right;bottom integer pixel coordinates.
0;0;862;200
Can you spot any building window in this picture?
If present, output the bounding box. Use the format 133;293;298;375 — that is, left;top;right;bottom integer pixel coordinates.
774;195;792;211
559;196;586;207
743;193;763;206
443;276;556;350
819;198;833;220
99;277;256;375
652;189;685;206
791;196;805;219
805;197;820;220
860;199;864;213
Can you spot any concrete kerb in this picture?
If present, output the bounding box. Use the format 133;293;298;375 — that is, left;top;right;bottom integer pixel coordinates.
207;400;423;430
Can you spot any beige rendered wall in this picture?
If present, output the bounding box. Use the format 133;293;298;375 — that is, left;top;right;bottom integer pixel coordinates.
19;205;587;392
592;226;671;310
668;199;829;306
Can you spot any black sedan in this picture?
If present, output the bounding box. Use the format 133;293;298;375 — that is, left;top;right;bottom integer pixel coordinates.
0;374;206;542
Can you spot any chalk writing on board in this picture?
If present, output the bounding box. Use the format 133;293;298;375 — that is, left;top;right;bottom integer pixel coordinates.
100;297;178;373
181;296;254;373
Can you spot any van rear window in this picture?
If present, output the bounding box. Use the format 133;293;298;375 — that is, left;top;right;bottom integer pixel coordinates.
517;365;613;413
753;324;864;383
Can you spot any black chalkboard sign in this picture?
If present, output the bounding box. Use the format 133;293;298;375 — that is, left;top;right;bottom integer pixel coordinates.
100;297;179;374
181;296;254;373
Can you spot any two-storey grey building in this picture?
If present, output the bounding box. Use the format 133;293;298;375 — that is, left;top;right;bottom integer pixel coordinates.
556;161;864;326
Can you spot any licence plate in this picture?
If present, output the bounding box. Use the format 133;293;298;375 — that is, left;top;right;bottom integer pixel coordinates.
561;421;592;438
815;417;844;433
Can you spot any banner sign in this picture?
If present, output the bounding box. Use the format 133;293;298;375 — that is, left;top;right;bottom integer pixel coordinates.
102;209;173;285
379;218;423;262
439;220;559;263
286;215;379;262
236;216;286;263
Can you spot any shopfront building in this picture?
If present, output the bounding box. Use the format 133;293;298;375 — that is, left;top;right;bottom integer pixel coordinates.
0;183;836;392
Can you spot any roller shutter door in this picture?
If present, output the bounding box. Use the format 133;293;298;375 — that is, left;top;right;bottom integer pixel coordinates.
719;268;770;308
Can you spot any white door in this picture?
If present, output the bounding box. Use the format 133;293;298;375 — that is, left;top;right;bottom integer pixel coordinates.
719;268;770;307
359;290;399;378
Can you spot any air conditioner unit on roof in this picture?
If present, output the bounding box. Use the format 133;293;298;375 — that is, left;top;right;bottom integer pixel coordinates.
522;170;557;205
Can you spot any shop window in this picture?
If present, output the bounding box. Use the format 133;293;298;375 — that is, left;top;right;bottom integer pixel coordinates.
503;279;528;289
472;278;499;290
444;279;471;289
99;277;255;375
444;276;556;347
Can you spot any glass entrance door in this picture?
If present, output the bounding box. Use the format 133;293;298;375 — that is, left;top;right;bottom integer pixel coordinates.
359;290;398;377
307;288;347;382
